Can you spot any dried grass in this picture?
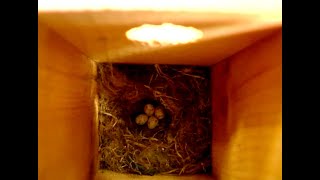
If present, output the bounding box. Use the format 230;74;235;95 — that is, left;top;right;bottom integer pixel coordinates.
97;63;212;176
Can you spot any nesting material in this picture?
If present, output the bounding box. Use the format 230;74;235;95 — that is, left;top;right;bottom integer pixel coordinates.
97;63;212;176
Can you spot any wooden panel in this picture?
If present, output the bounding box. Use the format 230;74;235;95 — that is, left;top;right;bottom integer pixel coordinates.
38;11;281;65
38;0;282;18
38;21;96;180
95;170;212;180
212;30;282;180
38;11;281;180
107;24;280;65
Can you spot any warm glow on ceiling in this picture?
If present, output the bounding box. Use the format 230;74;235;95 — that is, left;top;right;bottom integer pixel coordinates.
38;0;282;21
125;23;203;47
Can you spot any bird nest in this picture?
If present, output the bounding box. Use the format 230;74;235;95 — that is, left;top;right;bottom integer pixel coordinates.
97;63;212;176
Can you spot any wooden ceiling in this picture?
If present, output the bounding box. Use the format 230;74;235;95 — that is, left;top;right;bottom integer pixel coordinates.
38;10;281;65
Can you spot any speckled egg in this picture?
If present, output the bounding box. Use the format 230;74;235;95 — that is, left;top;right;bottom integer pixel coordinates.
144;104;155;116
147;116;159;129
135;114;148;125
154;106;165;120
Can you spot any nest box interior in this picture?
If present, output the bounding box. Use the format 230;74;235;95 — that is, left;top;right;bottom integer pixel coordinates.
39;6;282;180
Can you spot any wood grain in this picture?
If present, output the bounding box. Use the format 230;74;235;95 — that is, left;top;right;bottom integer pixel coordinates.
38;21;96;180
38;12;281;180
212;30;282;180
38;11;281;65
95;170;213;180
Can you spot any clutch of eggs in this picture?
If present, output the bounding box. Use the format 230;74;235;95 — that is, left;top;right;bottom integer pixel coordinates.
135;103;166;129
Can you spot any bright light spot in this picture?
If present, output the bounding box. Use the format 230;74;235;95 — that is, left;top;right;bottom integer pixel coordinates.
126;23;203;47
38;0;281;15
38;0;281;23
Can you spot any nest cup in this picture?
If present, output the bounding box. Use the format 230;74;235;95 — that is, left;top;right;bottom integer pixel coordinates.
97;63;212;176
130;99;171;134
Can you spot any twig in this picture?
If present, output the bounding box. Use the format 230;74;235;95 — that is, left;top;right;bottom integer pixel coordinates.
175;140;183;160
144;85;179;101
178;72;205;79
154;64;174;84
179;164;190;175
148;73;154;86
126;140;148;148
171;67;205;79
101;112;118;120
160;168;179;175
152;129;165;138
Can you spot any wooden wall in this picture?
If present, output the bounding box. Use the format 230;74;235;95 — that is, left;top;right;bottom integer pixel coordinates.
212;30;282;180
38;21;96;180
38;16;281;180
